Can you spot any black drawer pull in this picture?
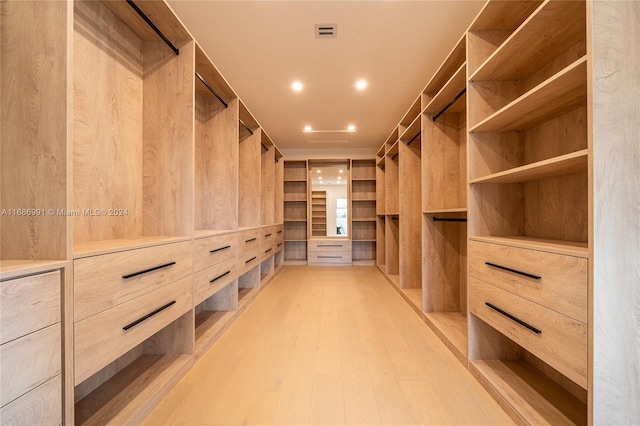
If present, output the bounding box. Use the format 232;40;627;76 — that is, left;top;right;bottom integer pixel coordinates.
265;233;272;237
210;271;231;283
122;262;176;279
318;255;342;259
265;248;272;253
318;244;342;248
277;243;283;247
245;256;257;264
277;230;283;234
210;245;231;254
485;262;541;280
123;301;176;331
485;302;542;335
245;238;257;243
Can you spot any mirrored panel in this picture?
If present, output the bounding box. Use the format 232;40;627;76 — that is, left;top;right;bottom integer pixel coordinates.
309;161;349;237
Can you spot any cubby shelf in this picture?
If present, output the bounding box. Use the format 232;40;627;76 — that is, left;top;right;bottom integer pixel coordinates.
399;115;421;143
424;63;466;116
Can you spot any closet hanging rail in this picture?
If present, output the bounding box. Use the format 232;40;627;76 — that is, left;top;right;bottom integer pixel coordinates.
239;119;254;135
126;0;179;56
433;217;467;222
432;88;466;122
391;153;399;160
195;72;228;108
407;131;421;147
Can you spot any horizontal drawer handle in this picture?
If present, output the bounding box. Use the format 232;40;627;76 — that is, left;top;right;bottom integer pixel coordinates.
245;238;257;243
485;302;542;335
123;301;176;331
210;245;231;254
265;233;272;237
245;256;257;264
210;271;231;283
122;262;176;279
265;248;272;253
317;244;342;248
485;262;541;280
277;230;282;234
318;255;342;259
277;243;282;247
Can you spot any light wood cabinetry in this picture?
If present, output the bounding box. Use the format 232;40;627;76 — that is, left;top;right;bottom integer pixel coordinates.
283;160;308;264
311;191;327;237
351;160;377;265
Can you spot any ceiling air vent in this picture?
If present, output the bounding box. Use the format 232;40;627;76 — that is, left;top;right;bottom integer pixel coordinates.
315;24;337;39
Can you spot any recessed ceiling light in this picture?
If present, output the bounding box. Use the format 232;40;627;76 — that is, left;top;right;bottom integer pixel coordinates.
317;170;321;174
303;125;312;132
339;170;343;173
356;80;367;90
347;124;356;131
338;176;342;180
292;81;303;92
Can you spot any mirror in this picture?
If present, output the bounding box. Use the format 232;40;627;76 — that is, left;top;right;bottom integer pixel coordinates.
309;161;349;238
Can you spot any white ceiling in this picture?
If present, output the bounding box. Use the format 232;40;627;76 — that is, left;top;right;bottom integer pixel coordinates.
169;0;484;156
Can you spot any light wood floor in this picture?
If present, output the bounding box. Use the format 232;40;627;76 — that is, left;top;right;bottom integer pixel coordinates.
143;266;513;425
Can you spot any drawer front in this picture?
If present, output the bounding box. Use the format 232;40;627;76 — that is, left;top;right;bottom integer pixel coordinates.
261;244;275;261
0;325;61;406
194;256;238;305
275;240;284;253
308;252;352;264
470;277;587;388
0;375;61;426
238;228;260;252
275;225;284;244
194;232;238;272
261;226;275;247
1;270;60;344
74;276;192;384
237;248;260;276
469;240;588;323
308;240;352;253
74;240;193;321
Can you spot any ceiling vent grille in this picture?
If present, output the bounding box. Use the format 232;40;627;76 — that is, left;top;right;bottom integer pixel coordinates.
315;24;337;39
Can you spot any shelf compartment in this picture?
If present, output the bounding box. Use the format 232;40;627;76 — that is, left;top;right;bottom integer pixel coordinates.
422;34;466;107
470;150;588;184
283;181;307;201
424;63;467;116
284;241;307;261
470;359;586;426
470;57;587;133
351;180;376;200
352;240;376;262
194;279;238;357
0;260;68;281
470;1;586;82
352;221;376;241
352;200;376;220
283;160;308;181
283;199;307;221
73;236;192;259
399;114;421;144
351;159;376;180
398;96;421;135
424;312;468;362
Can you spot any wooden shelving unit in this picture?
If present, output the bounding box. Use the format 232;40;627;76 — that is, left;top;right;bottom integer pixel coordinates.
284;160;308;264
311;191;327;237
351;160;377;264
238;102;261;229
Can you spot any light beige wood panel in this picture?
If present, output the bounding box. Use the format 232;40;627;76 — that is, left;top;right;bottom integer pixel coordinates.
194;231;238;272
261;143;275;226
351;180;376;200
1;0;69;260
351;159;376;180
74;276;192;384
469;239;587;323
238;130;261;228
283;160;307;181
352;221;376;241
352;241;376;262
142;39;194;238
591;1;640;423
424;64;466;115
194;94;238;232
307;239;351;253
193;256;238;306
238;227;261;251
284;241;306;261
467;30;513;77
274;158;284;224
194;43;236;103
74;240;192;321
399;142;421;289
384;155;399;215
468;182;524;239
352;200;376;220
0;325;61;406
385;216;399;276
0;375;61;426
470;278;587;388
376;163;385;215
0;270;60;344
376;216;386;267
73;0;144;243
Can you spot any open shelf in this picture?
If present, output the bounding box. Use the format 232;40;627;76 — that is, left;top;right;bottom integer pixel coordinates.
194;279;237;357
470;1;586;82
470;359;587;425
470;150;588;184
469;236;588;258
424;312;468;362
424;63;466;116
283;160;307;181
399;114;421;143
470;57;587;133
194;229;236;239
386;140;399;158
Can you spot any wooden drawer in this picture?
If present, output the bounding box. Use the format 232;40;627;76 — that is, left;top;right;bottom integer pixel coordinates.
238;228;260;252
261;226;275;247
0;325;60;406
470;277;587;388
275;240;284;253
194;232;238;272
308;251;352;265
307;239;352;253
1;270;60;344
74;240;193;321
194;256;237;305
275;225;284;244
0;375;61;426
261;243;275;261
74;276;192;385
469;240;588;323
237;248;260;276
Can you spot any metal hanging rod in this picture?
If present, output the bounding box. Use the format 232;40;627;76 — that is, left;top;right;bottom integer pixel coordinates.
407;131;421;147
433;217;467;222
126;0;179;56
261;143;269;152
432;88;466;122
195;72;228;108
391;153;398;160
239;119;254;135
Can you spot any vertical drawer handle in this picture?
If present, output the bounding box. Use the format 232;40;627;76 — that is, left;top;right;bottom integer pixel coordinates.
245;238;257;243
122;262;176;279
265;233;272;237
484;262;541;280
318;244;342;248
210;271;231;283
246;256;257;264
265;248;272;254
123;301;176;331
210;245;231;254
485;303;542;334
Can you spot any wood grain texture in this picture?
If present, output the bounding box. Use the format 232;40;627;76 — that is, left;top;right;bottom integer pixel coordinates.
194;231;238;272
590;1;640;423
385;216;399;276
261;142;275;226
398;142;421;289
274;158;284;224
193;255;238;306
376;163;386;215
376;217;386;268
0;270;60;344
0;375;62;426
238;129;261;228
384;154;399;215
1;0;69;260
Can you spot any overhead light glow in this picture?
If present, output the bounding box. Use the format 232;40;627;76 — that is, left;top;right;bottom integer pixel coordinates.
303;125;312;132
292;81;303;92
317;170;321;174
356;80;368;90
347;124;356;131
339;170;343;173
338;176;342;180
